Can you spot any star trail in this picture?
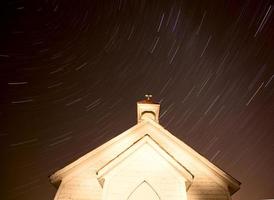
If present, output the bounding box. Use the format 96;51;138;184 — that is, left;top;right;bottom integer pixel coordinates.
2;0;274;199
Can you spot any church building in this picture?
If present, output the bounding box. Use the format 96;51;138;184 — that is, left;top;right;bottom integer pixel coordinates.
50;96;241;200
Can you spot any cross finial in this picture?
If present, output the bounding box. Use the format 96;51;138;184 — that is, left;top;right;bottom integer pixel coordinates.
145;94;152;100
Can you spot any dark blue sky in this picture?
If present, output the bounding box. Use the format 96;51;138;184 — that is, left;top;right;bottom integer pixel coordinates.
2;0;274;199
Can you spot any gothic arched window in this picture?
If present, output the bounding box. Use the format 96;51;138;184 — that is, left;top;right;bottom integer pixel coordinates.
127;181;160;200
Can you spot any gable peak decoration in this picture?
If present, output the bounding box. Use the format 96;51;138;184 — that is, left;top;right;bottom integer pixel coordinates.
137;94;160;123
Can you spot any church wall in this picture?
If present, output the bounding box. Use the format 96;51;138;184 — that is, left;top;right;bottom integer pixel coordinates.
53;169;231;200
187;177;230;200
54;171;102;200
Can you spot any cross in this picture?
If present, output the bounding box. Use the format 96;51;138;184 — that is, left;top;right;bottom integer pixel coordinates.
145;94;152;100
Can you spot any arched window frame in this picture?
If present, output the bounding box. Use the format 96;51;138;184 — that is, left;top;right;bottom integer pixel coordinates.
127;180;161;200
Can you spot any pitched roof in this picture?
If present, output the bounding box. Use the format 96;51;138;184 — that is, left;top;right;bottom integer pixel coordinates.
50;119;240;194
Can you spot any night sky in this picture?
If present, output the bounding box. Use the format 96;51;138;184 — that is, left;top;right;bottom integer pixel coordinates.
2;0;274;199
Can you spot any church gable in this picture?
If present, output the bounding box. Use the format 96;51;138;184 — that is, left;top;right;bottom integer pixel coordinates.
50;97;240;200
97;134;194;187
100;137;189;200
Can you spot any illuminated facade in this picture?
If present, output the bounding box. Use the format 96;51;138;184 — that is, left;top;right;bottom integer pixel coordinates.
50;97;240;200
